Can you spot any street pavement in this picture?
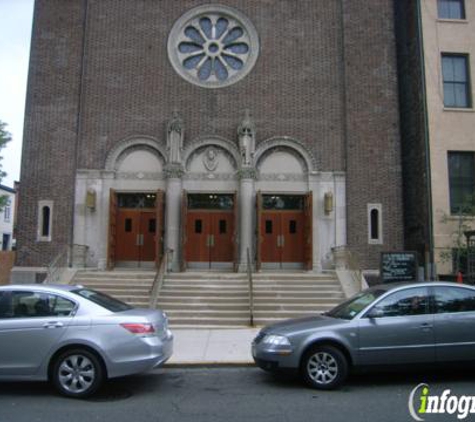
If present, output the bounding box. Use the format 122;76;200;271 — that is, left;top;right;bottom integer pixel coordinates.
1;366;475;422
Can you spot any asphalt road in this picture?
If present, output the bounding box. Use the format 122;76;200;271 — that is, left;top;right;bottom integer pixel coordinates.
1;366;474;422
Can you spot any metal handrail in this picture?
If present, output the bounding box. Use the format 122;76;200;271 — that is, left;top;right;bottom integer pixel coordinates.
149;249;173;309
333;245;365;291
45;245;70;284
247;247;254;326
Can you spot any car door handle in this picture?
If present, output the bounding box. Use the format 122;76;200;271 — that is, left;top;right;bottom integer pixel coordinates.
43;321;64;329
419;323;433;330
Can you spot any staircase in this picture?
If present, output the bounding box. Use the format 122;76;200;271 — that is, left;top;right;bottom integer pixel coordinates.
72;270;155;308
157;272;345;328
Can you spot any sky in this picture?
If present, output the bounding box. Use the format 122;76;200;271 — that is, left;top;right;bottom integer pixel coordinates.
0;0;34;188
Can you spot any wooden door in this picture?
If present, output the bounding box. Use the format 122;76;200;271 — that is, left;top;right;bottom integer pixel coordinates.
139;211;156;262
261;212;281;264
281;211;305;263
211;212;234;263
186;211;211;263
116;210;140;261
107;189;117;269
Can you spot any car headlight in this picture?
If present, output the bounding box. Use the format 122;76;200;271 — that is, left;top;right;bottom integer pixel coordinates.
262;334;291;347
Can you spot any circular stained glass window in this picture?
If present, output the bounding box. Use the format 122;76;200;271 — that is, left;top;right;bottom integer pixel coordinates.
168;5;259;88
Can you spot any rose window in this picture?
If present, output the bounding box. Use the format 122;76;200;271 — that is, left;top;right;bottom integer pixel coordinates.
168;5;259;88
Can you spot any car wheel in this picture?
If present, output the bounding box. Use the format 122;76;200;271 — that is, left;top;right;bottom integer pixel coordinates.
301;345;348;390
52;349;104;398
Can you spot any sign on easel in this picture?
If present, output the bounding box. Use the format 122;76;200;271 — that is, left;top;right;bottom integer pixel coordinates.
380;252;418;283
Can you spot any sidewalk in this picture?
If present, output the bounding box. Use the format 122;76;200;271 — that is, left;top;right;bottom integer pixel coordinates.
166;328;261;366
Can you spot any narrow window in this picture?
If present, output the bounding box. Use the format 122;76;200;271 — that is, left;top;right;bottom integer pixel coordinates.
368;204;383;245
125;218;132;233
195;219;202;234
442;54;471;108
289;220;297;234
448;151;475;214
438;0;465;19
37;200;53;242
265;220;273;234
219;219;227;234
41;206;50;237
149;219;156;233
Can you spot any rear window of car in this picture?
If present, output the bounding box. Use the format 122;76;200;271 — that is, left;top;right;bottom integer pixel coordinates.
72;288;133;312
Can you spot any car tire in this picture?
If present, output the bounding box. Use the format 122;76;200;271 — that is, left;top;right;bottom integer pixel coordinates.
52;349;104;398
301;345;348;390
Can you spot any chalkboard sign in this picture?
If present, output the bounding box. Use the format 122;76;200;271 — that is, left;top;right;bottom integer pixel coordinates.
380;252;418;283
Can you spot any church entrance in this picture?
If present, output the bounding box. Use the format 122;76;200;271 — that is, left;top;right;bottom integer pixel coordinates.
257;193;313;270
182;193;237;270
108;191;164;269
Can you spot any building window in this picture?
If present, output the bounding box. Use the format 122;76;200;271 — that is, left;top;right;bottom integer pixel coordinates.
3;199;11;222
168;4;260;88
37;200;53;242
448;152;475;214
438;0;466;19
368;204;383;245
442;54;472;108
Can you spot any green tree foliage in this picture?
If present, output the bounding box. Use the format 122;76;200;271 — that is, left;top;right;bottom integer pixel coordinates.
0;120;12;210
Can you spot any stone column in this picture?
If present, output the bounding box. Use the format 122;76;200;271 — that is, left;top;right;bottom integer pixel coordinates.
334;172;347;247
308;172;321;272
165;164;184;272
238;168;256;271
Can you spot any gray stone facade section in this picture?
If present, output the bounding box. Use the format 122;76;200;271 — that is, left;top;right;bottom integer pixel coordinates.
17;0;404;270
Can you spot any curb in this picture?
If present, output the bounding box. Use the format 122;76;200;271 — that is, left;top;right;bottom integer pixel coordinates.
164;361;256;368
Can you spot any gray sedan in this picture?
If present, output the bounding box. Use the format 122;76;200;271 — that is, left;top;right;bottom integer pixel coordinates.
0;284;173;398
252;282;475;389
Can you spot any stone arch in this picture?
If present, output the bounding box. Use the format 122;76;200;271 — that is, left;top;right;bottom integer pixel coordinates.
183;135;241;171
104;136;167;171
254;137;318;173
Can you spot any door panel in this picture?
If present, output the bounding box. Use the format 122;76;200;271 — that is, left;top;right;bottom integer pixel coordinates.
212;212;234;263
140;212;156;262
281;212;304;263
116;210;140;261
186;211;211;263
261;212;281;264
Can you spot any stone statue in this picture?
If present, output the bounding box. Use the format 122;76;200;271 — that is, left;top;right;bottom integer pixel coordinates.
167;110;184;164
237;109;255;166
203;146;219;172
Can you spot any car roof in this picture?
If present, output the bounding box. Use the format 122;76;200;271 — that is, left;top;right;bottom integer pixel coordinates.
0;284;81;292
367;281;475;293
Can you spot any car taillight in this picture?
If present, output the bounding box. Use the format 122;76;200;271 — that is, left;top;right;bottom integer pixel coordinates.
120;323;155;335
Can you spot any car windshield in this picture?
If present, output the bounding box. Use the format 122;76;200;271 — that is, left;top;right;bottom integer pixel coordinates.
72;288;133;313
325;288;388;320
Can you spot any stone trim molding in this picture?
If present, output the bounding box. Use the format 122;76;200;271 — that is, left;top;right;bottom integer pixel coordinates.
254;137;318;173
104;136;167;171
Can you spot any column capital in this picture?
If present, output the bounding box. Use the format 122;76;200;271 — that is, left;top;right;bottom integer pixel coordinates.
237;167;257;180
164;163;184;179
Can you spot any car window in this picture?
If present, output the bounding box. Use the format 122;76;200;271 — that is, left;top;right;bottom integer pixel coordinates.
11;291;76;318
72;288;132;312
434;287;475;314
326;288;387;320
0;291;12;318
369;287;430;317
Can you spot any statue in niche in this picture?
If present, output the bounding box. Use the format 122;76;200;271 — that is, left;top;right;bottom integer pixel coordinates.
203;146;219;172
167;109;184;164
237;109;255;166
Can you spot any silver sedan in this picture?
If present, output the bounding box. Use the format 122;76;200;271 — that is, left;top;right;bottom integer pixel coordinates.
253;282;475;389
0;284;173;398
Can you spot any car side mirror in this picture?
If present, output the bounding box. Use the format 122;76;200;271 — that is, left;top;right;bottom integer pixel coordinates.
367;307;384;319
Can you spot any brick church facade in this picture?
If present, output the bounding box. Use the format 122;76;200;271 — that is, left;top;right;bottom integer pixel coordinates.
14;0;404;281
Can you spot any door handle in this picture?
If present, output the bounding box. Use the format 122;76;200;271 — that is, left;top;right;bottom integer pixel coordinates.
277;235;281;248
281;235;285;247
136;234;141;246
43;321;64;329
210;235;215;247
